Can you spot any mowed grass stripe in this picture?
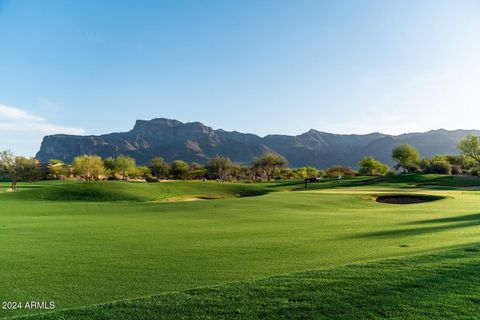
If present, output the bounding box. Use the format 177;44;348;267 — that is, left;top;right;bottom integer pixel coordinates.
12;245;480;320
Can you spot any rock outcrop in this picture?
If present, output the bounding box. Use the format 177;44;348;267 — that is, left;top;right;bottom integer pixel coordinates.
36;118;480;167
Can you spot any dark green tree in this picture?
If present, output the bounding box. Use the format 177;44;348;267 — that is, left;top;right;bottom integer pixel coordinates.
391;144;420;172
0;151;42;190
358;156;389;176
114;155;136;180
206;156;234;181
457;135;480;164
253;152;288;181
170;160;190;180
149;157;170;179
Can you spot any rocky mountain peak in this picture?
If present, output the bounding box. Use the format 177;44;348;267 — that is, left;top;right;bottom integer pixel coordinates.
132;118;183;133
35;118;480;168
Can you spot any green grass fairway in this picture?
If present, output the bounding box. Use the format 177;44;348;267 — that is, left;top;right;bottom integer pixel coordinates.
1;175;480;319
16;245;480;320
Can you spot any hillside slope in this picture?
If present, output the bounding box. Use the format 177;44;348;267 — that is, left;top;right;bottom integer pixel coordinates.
36;118;480;167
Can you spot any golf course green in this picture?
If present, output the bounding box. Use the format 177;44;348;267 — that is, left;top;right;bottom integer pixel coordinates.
2;174;480;319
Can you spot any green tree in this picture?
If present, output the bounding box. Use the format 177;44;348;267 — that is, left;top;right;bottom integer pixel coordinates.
72;155;105;181
0;150;14;180
231;165;251;181
391;144;420;172
294;167;307;179
276;167;295;180
103;157;116;179
114;155;136;180
133;166;151;179
0;151;42;190
445;154;475;169
190;162;207;180
206;156;234;181
253;152;288;181
358;156;389;176
149;157;170;179
443;154;475;174
457;135;480;164
305;166;320;178
170;160;190;180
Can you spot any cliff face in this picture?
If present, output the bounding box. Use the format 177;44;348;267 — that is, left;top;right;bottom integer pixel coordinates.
36;118;480;167
36;118;269;165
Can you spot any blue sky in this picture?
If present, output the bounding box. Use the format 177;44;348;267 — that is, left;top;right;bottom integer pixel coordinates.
1;0;480;155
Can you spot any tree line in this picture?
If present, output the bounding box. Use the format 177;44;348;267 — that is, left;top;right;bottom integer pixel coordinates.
2;134;480;189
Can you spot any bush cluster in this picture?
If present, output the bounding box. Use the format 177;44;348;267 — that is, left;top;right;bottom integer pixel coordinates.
3;134;480;188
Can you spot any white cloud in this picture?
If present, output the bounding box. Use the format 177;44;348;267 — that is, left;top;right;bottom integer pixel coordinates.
0;103;86;156
0;104;45;122
0;104;85;135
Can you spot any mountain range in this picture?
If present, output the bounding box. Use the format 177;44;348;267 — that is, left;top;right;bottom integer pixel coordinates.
36;118;480;168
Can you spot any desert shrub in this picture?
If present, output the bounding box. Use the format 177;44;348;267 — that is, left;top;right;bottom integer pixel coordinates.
325;166;356;178
145;175;159;182
405;164;421;173
451;165;463;175
430;161;451;174
231;166;252;181
275;168;295;180
423;161;451;175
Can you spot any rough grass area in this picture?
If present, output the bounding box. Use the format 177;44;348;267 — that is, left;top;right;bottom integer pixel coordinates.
375;194;445;204
15;246;480;320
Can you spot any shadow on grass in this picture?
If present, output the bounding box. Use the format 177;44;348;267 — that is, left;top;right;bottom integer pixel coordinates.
408;213;480;225
353;220;480;238
352;212;480;239
5;185;45;190
235;188;271;198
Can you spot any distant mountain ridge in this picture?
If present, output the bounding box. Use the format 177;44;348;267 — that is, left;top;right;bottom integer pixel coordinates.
36;118;480;168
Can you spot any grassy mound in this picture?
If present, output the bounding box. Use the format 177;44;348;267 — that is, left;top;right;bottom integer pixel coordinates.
376;194;445;204
16;246;480;320
0;181;270;202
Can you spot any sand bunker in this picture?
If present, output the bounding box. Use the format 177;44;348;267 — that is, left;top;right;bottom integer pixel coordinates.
375;194;444;204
